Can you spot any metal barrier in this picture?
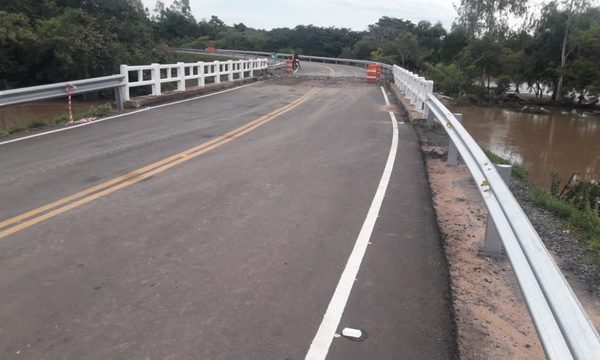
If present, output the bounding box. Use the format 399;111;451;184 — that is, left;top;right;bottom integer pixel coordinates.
419;81;600;359
0;75;126;108
173;48;386;70
0;58;269;111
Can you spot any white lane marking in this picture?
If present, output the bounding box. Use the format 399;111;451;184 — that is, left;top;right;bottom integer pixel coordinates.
0;82;261;147
304;86;399;360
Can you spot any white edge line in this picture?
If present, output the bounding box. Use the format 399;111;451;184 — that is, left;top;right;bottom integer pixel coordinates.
0;82;262;147
304;86;399;360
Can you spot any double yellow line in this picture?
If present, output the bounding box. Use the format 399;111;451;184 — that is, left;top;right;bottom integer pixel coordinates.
0;88;319;240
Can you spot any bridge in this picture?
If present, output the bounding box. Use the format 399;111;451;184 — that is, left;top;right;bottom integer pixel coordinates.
0;54;598;359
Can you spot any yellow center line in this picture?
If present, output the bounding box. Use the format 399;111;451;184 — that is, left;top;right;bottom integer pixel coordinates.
0;88;319;240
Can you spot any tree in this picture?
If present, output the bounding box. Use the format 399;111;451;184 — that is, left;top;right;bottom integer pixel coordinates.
553;0;596;99
0;11;39;89
455;0;528;38
564;25;600;102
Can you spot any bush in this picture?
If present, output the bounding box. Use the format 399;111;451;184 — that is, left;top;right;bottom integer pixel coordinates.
424;63;470;97
495;75;512;95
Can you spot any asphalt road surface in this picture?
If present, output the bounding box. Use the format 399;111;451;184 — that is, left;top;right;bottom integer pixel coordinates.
0;64;455;360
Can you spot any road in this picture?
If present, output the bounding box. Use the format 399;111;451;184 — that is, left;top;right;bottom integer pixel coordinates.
0;63;455;359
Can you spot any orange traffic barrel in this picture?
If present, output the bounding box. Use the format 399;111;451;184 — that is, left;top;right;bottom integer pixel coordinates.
366;64;381;83
286;59;294;74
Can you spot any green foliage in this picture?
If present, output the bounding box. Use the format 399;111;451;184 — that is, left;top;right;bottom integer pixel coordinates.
424;63;469;97
483;149;528;180
1;0;599;105
550;171;561;197
532;184;600;264
482;146;600;265
495;75;512;95
563;181;600;215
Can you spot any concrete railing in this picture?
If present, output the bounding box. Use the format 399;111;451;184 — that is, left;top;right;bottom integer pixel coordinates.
392;68;600;359
392;65;433;113
120;59;268;101
0;58;268;110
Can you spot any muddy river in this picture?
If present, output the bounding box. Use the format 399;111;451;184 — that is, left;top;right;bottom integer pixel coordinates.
451;105;600;188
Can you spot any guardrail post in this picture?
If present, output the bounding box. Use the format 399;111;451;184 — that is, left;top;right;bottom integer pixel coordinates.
198;62;205;87
482;164;512;257
215;61;221;84
425;101;435;126
114;87;124;112
177;62;185;91
240;61;245;80
447;113;463;166
151;63;161;96
250;60;255;77
120;65;130;101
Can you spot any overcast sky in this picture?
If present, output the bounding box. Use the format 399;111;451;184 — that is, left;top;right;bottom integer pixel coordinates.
141;0;459;30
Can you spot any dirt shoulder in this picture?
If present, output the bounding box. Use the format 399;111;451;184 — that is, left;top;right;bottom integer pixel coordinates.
412;120;600;359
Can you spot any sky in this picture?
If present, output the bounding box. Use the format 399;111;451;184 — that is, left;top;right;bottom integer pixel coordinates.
141;0;460;31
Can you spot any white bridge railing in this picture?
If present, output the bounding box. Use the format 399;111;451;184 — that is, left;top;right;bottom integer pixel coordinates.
120;59;268;101
0;58;268;110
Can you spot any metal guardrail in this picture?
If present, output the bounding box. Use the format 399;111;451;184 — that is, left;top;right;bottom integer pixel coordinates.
0;75;126;108
422;83;600;359
173;48;392;72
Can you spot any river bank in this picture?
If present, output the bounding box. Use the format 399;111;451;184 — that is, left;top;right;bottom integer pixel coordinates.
412;120;600;359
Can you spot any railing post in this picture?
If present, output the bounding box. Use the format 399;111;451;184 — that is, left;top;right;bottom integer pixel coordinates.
416;77;425;111
177;62;185;91
198;62;205;87
250;60;255;77
227;60;234;81
120;64;130;101
215;61;221;84
239;60;245;80
151;63;161;96
482;164;512;257
447;113;463;166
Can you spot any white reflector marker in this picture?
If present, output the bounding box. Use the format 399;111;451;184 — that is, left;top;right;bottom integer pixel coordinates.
341;327;368;342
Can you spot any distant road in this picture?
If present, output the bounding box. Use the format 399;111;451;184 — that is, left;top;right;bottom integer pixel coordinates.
0;65;455;360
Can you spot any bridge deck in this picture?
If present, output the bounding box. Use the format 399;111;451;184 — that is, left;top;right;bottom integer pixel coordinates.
0;64;455;359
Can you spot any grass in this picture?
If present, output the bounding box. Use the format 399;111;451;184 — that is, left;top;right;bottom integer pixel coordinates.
483;149;528;180
485;148;600;265
1;103;113;136
531;186;600;264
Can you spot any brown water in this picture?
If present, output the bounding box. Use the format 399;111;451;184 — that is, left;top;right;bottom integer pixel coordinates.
0;99;107;131
452;105;600;188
